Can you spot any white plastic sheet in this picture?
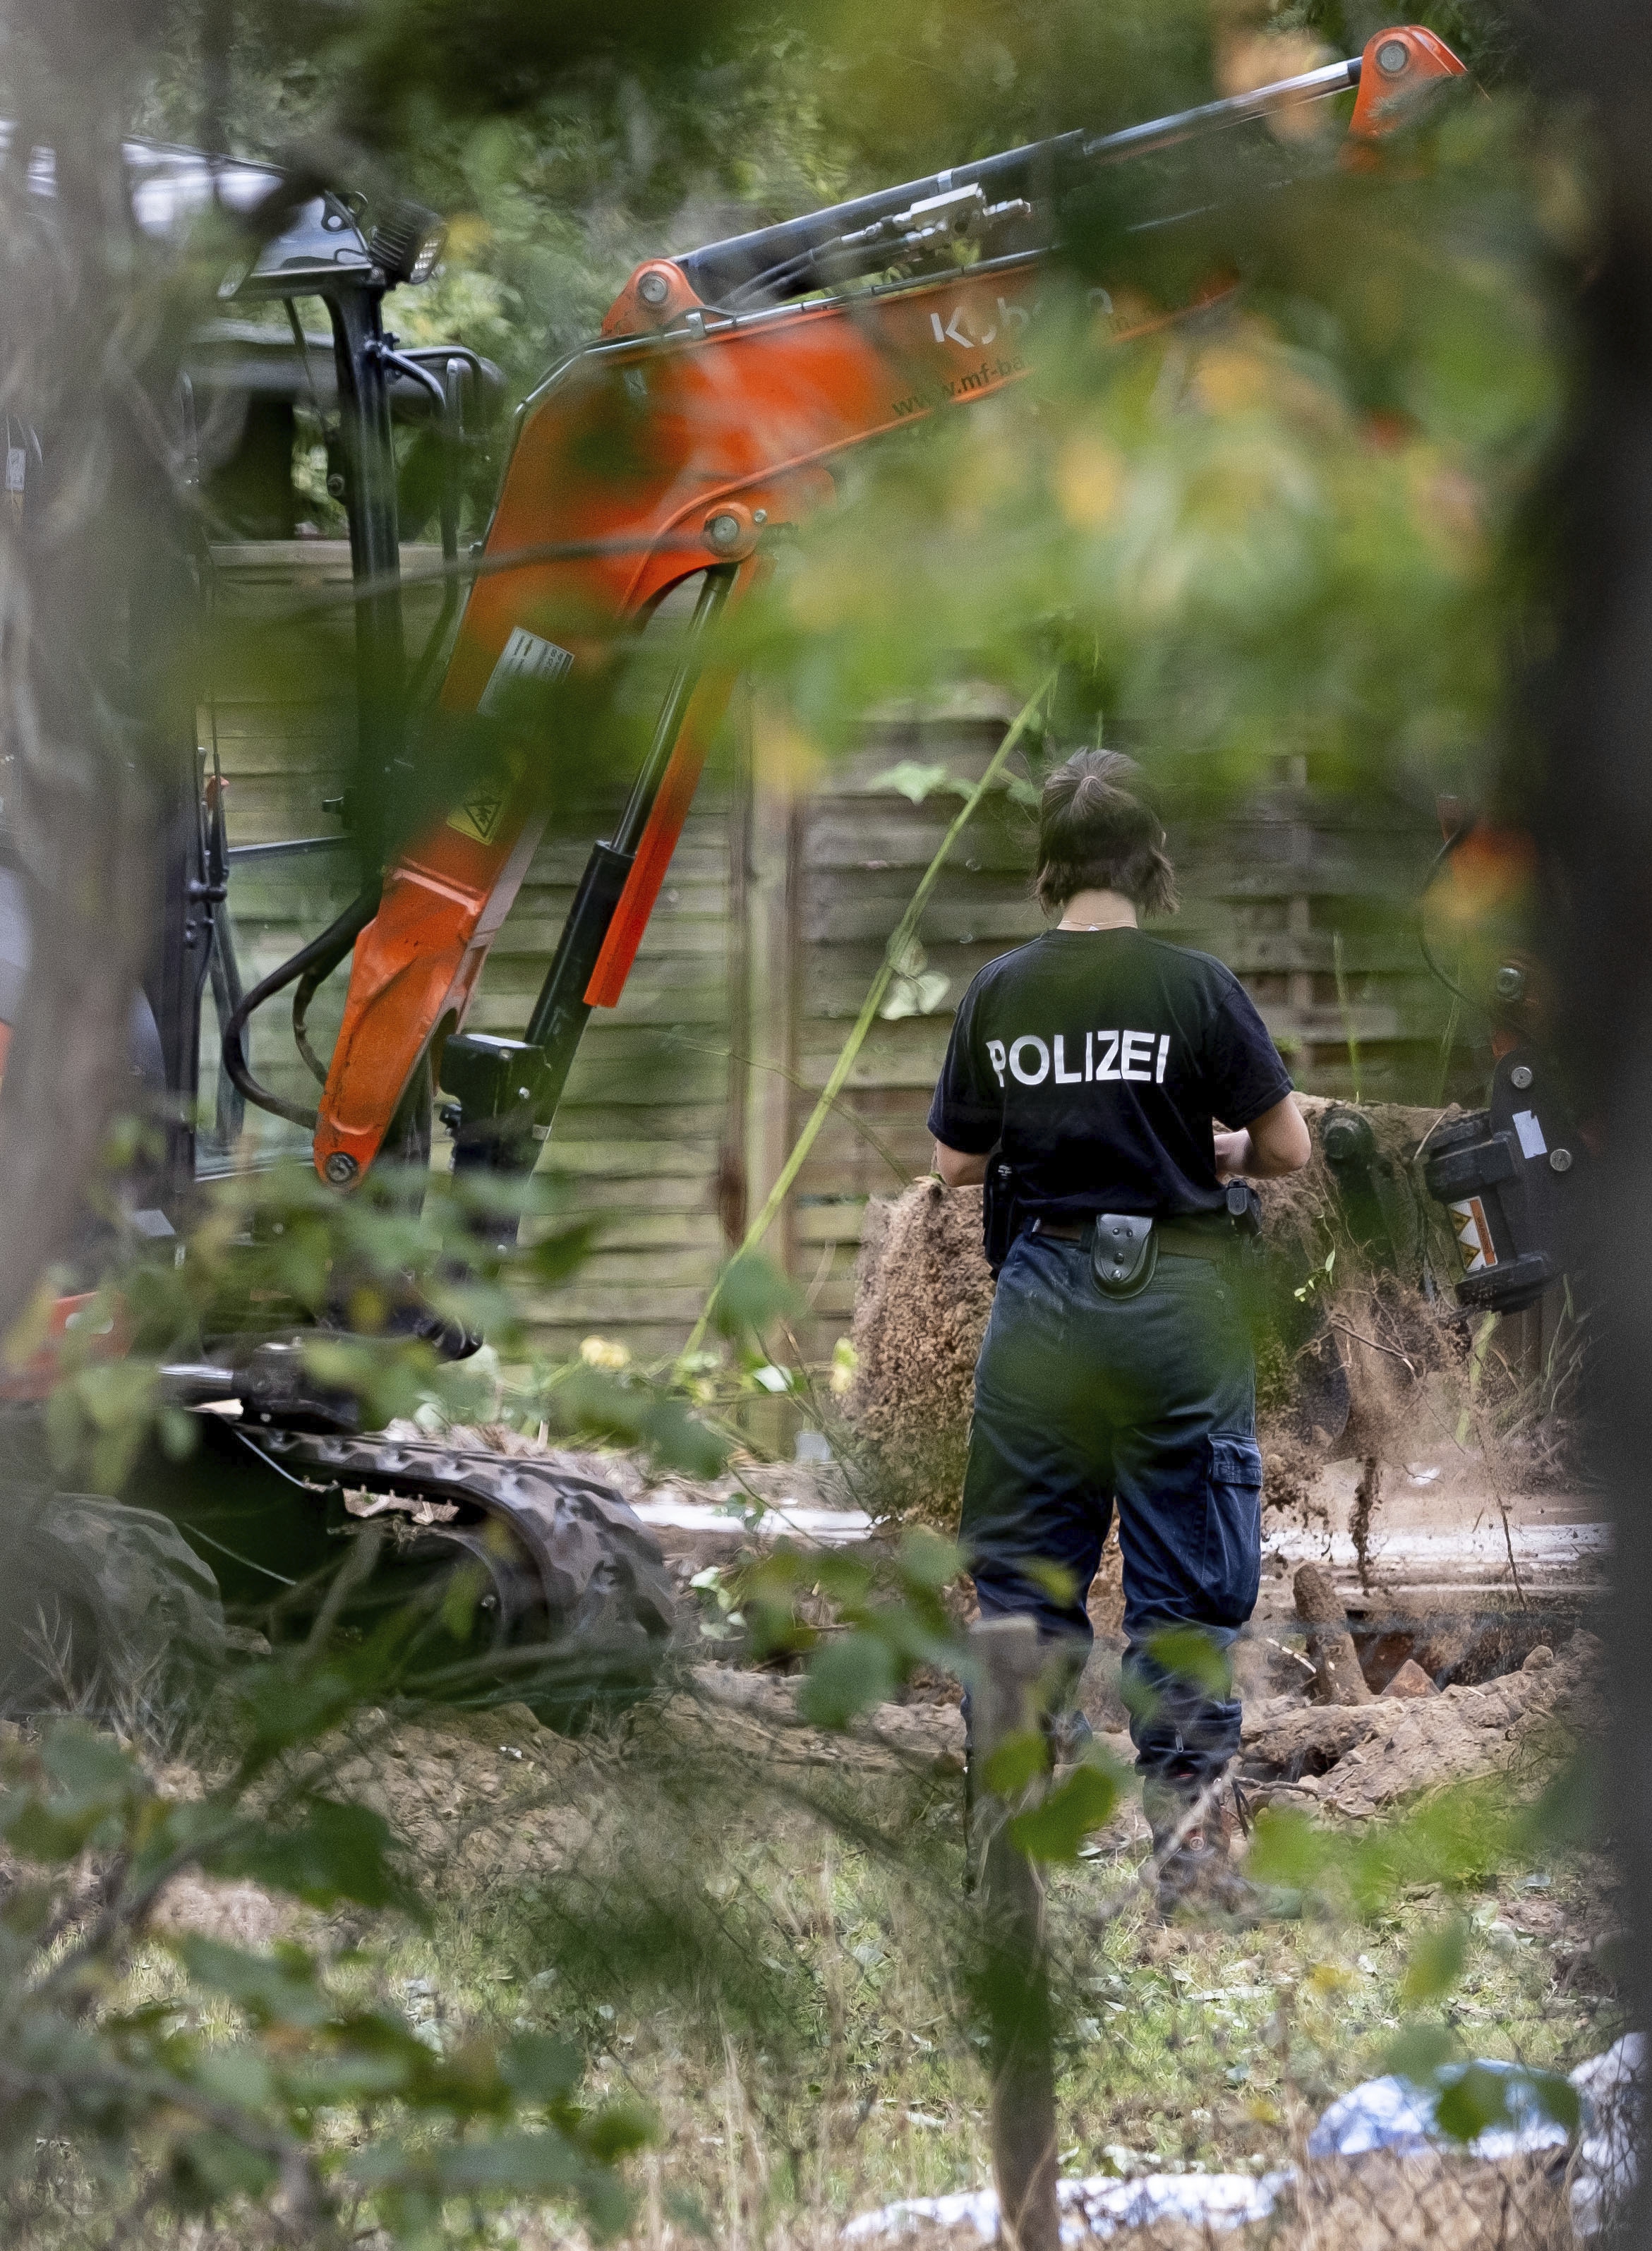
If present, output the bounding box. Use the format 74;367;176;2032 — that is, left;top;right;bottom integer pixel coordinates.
1306;2059;1572;2164
842;2041;1642;2245
842;2170;1288;2244
1304;2034;1644;2231
1569;2034;1644;2238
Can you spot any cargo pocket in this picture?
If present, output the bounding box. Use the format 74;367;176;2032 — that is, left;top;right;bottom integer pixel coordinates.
1200;1432;1265;1625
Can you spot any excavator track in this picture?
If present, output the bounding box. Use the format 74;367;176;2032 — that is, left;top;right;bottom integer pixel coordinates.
0;1401;677;1730
237;1428;677;1723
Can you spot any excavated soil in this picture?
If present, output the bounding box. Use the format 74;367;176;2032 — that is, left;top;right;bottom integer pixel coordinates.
1238;1635;1602;1820
123;1610;1604;2046
847;1178;994;1526
845;1099;1488;1531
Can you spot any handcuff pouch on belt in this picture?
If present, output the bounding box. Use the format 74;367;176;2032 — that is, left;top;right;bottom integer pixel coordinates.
1092;1213;1157;1297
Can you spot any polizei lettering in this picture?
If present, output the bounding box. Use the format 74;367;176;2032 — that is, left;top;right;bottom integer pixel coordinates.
986;1031;1170;1091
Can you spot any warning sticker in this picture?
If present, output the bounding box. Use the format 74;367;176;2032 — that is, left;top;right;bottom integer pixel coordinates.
447;778;509;845
478;625;574;715
1449;1194;1498;1274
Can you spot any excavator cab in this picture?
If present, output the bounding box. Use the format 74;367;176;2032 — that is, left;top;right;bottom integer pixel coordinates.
1;159;507;1245
157;163;505;1202
0;147;675;1720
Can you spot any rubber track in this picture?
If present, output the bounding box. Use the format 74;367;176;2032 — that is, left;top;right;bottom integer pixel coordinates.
241;1429;675;1655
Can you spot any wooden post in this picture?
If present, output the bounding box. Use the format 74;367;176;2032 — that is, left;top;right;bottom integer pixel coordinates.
741;693;802;1288
1293;1562;1373;1706
969;1617;1060;2251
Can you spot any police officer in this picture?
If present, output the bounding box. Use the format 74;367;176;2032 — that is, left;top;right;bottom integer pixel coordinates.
929;749;1310;1905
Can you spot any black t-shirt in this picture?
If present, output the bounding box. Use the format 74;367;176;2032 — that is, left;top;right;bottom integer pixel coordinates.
927;928;1294;1221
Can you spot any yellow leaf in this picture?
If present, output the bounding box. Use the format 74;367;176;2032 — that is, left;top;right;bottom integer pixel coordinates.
1056;435;1125;529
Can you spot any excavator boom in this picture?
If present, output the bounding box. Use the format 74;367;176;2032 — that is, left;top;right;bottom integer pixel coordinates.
307;25;1466;1197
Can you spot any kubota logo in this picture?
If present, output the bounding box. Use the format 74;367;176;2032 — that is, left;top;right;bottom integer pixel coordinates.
926;288;1112;350
929;295;1031;349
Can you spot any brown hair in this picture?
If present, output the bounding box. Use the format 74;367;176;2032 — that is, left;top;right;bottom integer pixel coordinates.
1033;749;1178;917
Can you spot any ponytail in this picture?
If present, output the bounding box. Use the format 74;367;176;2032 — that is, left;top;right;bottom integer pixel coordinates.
1033;749;1178;917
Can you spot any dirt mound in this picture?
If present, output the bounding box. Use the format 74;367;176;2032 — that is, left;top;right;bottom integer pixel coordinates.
149;1873;306;1950
1241;1634;1600;1818
245;1677;970;1902
847;1178;995;1525
845;1102;1467;1528
676;1665;966;1775
318;1701;593;1884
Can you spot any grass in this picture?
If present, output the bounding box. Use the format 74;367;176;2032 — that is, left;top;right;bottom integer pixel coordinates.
419;1830;1615;2227
14;1685;1622;2250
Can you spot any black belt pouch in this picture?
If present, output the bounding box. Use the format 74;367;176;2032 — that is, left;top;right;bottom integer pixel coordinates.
1092;1213;1157;1297
982;1158;1018;1274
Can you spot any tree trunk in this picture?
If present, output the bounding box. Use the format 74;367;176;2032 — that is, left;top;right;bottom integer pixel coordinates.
1526;9;1652;2234
0;1;176;1349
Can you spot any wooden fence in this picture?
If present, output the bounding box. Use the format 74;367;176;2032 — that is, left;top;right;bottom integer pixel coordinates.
208;545;1462;1369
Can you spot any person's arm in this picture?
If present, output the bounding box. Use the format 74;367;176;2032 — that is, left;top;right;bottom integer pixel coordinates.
1213;1094;1310;1181
934;1140;989;1188
926;979;999;1188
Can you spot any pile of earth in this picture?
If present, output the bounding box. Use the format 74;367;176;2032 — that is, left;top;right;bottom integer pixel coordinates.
1238;1633;1601;1820
841;1097;1481;1528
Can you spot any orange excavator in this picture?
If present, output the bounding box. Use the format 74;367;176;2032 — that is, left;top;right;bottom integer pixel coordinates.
301;24;1469;1212
1;28;1482;1711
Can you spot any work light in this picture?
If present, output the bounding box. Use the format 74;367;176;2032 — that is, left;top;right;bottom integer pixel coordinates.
368;200;446;286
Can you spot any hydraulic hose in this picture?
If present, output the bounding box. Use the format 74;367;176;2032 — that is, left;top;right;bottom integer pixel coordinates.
222;881;381;1130
1416;821;1481;1015
291;953;333;1087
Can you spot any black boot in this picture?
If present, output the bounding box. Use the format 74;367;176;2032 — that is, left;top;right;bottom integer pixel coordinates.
1141;1770;1254;1919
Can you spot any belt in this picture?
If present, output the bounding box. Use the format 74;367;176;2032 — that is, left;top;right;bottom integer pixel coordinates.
1030;1215;1234;1261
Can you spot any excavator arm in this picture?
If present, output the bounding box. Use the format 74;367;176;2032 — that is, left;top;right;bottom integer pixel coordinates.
308;25;1466;1202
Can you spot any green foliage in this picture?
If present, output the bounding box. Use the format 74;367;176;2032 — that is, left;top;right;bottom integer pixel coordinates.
1008;1756;1122;1861
750;1530;969;1729
142;5;848;390
797;1631;899;1728
870;759;1037;811
1400;1912;1471;2007
32;1149;731;1493
1249;1773;1526;1917
534;1360;730;1476
1;1719;152;1862
711;1248;807;1341
0;1691;647;2244
1142;1623;1234;1699
872;759;972;804
982;1727;1048;1799
1386;2016;1461;2084
207;1797;406;1910
1428;2058;1581;2144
